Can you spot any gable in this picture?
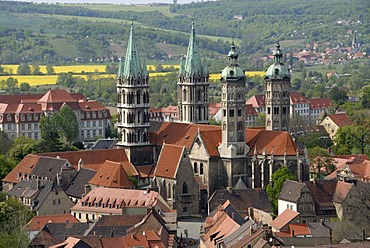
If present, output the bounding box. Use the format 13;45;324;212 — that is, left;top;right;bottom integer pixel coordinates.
189;135;211;158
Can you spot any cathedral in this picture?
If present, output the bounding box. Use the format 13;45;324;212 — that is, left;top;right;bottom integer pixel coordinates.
116;21;309;213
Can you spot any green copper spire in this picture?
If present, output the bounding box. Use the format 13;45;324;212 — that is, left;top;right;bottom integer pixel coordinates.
179;56;184;75
122;20;143;78
184;21;203;76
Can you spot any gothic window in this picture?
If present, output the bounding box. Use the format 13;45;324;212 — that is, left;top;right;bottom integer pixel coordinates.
200;163;204;175
223;122;226;130
283;107;287;114
267;107;271;114
137;111;141;123
237;121;243;130
274;107;279;115
223;109;226;117
194;162;198;174
182;182;188;194
137;90;141;104
238;109;242;117
168;183;171;199
229;109;234;117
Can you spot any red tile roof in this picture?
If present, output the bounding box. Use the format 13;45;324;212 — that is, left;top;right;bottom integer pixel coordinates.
209;103;222;116
245;103;258;116
199;129;222;157
39;149;138;176
246;95;265;108
289;223;311;236
2;154;41;183
99;230;165;248
333;181;353;203
26;214;79;231
271;209;299;230
327;113;352;127
154;144;184;179
307;98;333;109
290;92;307;104
38;90;77;103
89;160;134;188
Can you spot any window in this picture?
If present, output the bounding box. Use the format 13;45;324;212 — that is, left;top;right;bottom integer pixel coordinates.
182;182;188;194
98;111;102;118
21;124;25;130
86;214;88;220
93;121;96;127
34;114;38;121
7;124;11;130
7;114;11;121
58;199;61;204
194;162;198;174
28;124;31;130
34;123;38;129
35;133;39;140
86;112;90;118
200;163;204;175
79;213;81;219
21;114;25;121
267;107;271;114
92;112;96;118
223;109;226;117
183;207;188;213
238;109;242;117
53;200;56;205
27;114;31;121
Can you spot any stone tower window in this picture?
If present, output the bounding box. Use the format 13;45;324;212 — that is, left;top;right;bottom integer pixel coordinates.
200;163;204;175
182;182;188;194
194;162;198;174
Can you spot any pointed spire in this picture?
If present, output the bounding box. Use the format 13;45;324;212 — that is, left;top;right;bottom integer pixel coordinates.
179;56;184;76
184;19;203;76
123;19;143;79
273;42;283;64
227;41;239;66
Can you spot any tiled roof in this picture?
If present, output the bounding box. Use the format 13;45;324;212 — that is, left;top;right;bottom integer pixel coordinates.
97;230;165;248
327;160;370;181
0;94;45;104
71;188;171;214
246;95;265;108
2;154;40;183
246;128;299;156
49;237;90;248
136;165;156;178
89;160;134;189
154;144;184;179
150;122;219;149
152;122;299;157
26;214;79;231
209;102;221;116
245;103;258;116
38;90;77;103
290;92;307;104
271;208;299;230
208;188;272;217
305;180;337;215
39;149;138;175
28;229;62;248
15;103;42;114
279;180;306;202
308;222;337;238
289;223;311;236
307;97;333;109
65;167;96;198
327;113;352;127
333;181;353;203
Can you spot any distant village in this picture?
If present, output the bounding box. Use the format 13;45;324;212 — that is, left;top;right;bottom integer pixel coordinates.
0;20;369;248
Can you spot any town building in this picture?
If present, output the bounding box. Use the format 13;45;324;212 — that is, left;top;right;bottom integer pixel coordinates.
0;90;111;141
319;113;353;140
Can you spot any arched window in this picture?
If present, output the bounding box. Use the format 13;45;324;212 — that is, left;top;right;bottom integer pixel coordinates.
182;182;188;194
200;163;204;175
137;90;141;104
194;162;198;174
168;183;171;199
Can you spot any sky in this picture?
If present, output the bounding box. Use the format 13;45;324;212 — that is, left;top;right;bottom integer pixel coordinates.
9;0;198;4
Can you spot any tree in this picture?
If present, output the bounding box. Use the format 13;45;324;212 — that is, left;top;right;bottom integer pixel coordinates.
328;87;348;107
32;65;43;75
16;63;31;75
0;130;11;155
46;65;55;75
19;82;30;92
307;147;335;179
5;77;18;93
39;114;63;152
56;72;76;88
58;106;79;146
0;155;16;190
255;113;265;127
298;131;332;149
359;85;370;108
266;167;296;216
8;136;39;163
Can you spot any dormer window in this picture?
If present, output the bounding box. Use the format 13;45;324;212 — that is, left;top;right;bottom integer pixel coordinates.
34;114;38;121
98;111;102;118
27;114;31;121
86;112;90;118
92;112;96;118
7;114;11;121
81;113;84;119
103;111;107;117
21;114;25;121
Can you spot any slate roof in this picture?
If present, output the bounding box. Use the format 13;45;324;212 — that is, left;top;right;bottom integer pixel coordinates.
305;180;337;215
87;215;145;238
271;209;299;230
279;180;306;202
89;160;134;189
43;222;89;241
154;144;184;179
307;222;337;238
49;237;91;248
91;139;116;150
39;149;138;175
65;167;96;198
28;229;62;248
208;188;272;217
26;214;80;231
7;179;55;211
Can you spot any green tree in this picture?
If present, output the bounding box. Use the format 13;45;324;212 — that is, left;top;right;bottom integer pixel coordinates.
16;63;31;75
5;77;18;93
0;131;11;155
8;136;39;163
56;72;76;88
328;87;348;107
307;147;335;179
19;82;30;92
58;106;79;146
359;85;370;109
32;65;43;75
255;113;266;127
0;155;16;190
46;65;55;75
39;114;63;152
298;131;332;149
266;167;296;216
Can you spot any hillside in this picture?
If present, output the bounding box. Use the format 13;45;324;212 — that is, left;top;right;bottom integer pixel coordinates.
0;0;368;65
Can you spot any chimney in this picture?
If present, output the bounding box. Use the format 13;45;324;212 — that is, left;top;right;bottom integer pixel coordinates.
84;184;91;195
56;173;60;186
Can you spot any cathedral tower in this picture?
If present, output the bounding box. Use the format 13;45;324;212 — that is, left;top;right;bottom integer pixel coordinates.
116;21;152;165
177;21;209;124
265;43;291;132
218;43;250;158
